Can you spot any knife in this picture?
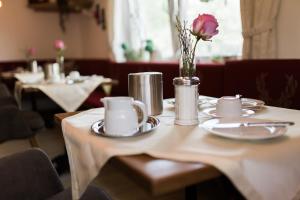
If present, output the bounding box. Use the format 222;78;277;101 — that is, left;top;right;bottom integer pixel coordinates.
212;121;295;128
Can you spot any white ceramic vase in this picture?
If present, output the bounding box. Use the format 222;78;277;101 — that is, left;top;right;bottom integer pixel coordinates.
56;55;65;78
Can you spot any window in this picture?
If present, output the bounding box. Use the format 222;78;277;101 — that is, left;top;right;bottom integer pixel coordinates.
185;0;243;59
139;0;242;61
139;1;174;60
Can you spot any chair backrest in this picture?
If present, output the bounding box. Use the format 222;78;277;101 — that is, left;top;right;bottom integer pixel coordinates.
224;60;300;109
0;105;34;143
0;83;17;108
0;83;12;98
0;149;64;200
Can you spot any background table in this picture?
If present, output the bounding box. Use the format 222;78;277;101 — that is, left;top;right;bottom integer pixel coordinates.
14;76;114;112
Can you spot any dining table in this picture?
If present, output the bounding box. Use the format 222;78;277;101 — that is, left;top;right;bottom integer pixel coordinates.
56;97;300;200
55;111;222;200
13;72;115;112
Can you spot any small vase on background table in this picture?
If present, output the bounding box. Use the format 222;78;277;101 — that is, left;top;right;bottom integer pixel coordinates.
56;55;65;79
28;60;38;73
54;39;66;80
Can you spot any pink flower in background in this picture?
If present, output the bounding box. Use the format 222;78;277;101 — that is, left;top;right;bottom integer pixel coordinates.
25;47;36;61
54;40;65;50
192;14;219;40
27;47;36;57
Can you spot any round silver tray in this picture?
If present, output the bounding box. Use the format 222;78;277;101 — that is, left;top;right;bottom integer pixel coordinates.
91;116;160;138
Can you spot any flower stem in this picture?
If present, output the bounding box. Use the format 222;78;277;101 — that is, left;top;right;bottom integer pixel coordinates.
191;38;200;64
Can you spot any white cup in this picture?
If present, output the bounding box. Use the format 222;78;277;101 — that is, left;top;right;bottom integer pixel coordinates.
69;71;80;80
101;97;148;136
216;96;242;117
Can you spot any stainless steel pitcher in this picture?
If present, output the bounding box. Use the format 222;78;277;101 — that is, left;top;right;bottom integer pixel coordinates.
128;72;163;116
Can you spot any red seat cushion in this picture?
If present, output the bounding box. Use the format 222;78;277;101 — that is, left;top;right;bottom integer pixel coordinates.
84;91;106;108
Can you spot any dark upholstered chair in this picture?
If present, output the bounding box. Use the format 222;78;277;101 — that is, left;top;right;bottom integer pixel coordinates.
0;82;12;97
0;83;45;146
0;96;18;107
0;105;45;147
0;83;18;107
0;149;111;200
0;105;36;143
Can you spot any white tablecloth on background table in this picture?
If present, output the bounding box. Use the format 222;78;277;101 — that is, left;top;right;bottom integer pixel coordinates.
14;72;44;83
15;75;110;112
62;100;300;200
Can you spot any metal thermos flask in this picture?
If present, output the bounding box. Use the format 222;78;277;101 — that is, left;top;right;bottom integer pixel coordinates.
43;63;61;82
29;60;38;73
128;72;163;116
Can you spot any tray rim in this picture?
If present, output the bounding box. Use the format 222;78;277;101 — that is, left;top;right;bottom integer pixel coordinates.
91;116;160;138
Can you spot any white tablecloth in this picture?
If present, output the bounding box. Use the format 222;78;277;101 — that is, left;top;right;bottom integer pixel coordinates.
15;75;110;112
15;72;44;83
62;101;300;200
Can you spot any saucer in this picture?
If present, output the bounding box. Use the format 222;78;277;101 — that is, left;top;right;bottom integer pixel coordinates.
201;118;287;140
208;98;265;110
202;108;255;118
167;96;213;106
91;116;160;138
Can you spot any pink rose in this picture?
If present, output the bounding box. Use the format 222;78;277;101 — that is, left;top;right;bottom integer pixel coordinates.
54;40;65;50
27;47;36;57
192;14;219;40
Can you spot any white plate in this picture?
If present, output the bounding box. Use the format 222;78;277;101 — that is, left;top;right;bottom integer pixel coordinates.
201;118;287;140
202;108;255;118
208;98;265;110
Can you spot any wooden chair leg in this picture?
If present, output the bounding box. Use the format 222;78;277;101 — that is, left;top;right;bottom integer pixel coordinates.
29;136;39;148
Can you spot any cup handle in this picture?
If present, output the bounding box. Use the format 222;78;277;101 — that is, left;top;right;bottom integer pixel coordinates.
132;100;148;128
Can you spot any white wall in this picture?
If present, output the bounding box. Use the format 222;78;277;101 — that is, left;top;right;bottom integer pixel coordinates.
277;0;300;58
0;0;83;61
79;0;110;59
0;0;299;61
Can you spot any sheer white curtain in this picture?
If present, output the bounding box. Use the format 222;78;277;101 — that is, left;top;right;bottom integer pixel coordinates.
108;0;145;62
240;0;281;59
168;0;188;57
168;0;179;56
107;0;191;61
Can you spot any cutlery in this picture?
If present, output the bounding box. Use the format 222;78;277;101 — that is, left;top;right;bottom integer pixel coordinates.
212;121;294;128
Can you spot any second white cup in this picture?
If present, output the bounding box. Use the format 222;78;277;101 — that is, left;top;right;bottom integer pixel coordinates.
69;71;80;80
216;96;242;118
